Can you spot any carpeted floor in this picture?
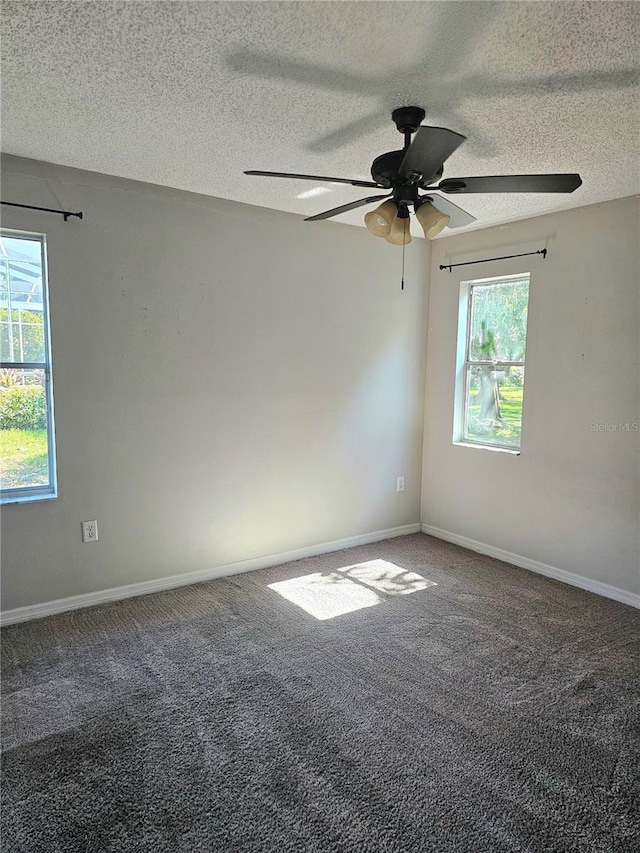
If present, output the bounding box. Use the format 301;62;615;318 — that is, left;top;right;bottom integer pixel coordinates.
1;533;639;852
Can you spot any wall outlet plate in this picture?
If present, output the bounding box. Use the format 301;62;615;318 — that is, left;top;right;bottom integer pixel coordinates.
82;520;98;542
397;476;405;492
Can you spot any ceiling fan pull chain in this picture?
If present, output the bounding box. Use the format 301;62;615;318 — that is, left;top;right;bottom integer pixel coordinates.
401;218;407;291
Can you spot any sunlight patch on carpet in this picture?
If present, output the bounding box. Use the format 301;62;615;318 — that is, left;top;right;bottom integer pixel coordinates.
268;559;436;620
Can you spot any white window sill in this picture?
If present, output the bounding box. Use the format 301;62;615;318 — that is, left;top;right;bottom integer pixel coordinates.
1;491;58;506
452;441;520;456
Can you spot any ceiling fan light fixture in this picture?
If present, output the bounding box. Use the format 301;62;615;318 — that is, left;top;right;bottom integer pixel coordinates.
385;212;412;246
364;200;398;237
416;200;450;239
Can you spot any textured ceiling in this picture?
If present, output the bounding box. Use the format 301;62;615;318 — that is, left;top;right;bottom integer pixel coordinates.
2;1;639;236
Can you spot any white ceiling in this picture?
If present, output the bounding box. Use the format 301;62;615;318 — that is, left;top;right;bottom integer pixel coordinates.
2;1;639;236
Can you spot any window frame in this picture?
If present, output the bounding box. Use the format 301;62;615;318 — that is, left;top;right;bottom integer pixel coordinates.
453;272;530;454
1;229;58;503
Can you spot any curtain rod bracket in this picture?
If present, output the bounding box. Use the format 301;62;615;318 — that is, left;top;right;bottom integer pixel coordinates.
440;248;547;273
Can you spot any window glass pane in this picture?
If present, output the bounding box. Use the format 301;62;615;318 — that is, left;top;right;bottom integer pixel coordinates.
0;367;50;489
0;236;45;363
1;231;55;501
465;365;525;447
468;279;529;363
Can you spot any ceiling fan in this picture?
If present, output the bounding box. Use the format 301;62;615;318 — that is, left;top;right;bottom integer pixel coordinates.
245;106;582;243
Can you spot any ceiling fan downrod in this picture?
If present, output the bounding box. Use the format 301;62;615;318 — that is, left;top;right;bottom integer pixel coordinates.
392;106;427;174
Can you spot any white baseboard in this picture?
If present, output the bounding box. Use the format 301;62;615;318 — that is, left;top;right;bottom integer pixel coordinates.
0;523;422;626
421;523;640;609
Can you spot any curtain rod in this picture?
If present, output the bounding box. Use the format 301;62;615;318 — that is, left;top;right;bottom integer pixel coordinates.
1;201;83;221
439;248;546;273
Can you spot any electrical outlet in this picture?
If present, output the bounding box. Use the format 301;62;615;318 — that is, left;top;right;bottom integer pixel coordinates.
82;520;98;543
396;476;405;492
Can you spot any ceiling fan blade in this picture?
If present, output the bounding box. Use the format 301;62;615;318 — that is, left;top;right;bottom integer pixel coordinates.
399;126;466;181
425;195;477;228
437;174;582;194
304;194;392;222
244;170;379;188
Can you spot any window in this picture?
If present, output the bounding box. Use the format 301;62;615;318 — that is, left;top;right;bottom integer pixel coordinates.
454;273;530;451
0;231;57;502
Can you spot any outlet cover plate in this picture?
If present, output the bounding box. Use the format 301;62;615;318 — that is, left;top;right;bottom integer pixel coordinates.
82;520;98;542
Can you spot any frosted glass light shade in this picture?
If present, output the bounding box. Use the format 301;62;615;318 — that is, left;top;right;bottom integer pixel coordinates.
416;201;450;239
364;200;398;237
385;214;412;245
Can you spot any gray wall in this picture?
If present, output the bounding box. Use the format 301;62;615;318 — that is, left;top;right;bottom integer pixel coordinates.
0;156;429;611
422;196;640;596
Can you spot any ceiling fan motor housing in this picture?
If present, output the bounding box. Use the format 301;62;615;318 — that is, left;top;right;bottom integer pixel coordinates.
371;150;444;194
370;150;405;187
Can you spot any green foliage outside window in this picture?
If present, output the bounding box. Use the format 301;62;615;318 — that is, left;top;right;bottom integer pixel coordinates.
0;308;45;362
0;386;47;430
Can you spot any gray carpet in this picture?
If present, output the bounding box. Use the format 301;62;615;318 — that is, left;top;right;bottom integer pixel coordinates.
2;533;639;852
